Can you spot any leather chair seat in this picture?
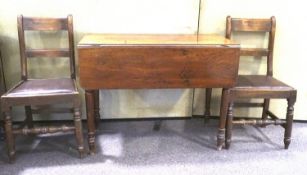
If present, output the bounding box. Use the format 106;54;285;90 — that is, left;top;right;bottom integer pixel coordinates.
3;78;77;98
234;75;294;91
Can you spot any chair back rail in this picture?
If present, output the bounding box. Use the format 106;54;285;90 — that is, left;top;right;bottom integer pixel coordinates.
226;16;276;76
17;15;76;80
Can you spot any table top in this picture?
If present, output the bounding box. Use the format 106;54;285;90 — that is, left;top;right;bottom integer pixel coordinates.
78;34;238;46
77;34;240;89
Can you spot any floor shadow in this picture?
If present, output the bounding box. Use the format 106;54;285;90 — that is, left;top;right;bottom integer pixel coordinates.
0;119;305;175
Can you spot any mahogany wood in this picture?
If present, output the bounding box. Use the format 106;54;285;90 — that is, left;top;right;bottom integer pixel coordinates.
79;45;239;89
230;18;273;32
13;125;75;135
232;119;286;125
26;49;70;58
77;34;240;153
23;17;68;31
240;48;269;57
216;16;297;150
85;90;96;154
1;15;84;162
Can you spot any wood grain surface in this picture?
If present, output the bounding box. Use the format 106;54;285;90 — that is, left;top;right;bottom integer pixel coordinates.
78;34;240;89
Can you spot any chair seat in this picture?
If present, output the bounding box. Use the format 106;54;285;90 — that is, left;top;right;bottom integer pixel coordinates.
3;78;77;98
233;75;294;91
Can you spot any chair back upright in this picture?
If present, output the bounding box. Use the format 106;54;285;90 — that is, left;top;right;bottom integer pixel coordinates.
17;15;76;80
225;16;276;76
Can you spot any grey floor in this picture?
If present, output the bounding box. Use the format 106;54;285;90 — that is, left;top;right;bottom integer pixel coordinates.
1;118;307;175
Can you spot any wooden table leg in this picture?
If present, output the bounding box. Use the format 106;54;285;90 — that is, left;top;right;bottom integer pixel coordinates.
85;90;96;154
94;90;100;128
225;101;234;149
217;88;230;150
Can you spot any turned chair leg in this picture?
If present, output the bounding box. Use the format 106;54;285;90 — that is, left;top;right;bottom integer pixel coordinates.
284;97;295;149
73;107;85;158
225;102;234;149
261;99;270;127
217;88;230;150
3;109;15;163
25;105;34;129
204;88;212;120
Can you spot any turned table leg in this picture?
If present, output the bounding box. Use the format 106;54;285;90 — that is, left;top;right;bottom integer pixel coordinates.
85;90;96;154
225;102;234;149
217;88;230;150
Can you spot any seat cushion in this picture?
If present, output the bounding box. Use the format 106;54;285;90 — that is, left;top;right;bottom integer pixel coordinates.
4;78;77;97
234;75;294;91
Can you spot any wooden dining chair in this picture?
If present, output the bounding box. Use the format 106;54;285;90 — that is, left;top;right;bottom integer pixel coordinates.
1;15;85;162
216;16;297;150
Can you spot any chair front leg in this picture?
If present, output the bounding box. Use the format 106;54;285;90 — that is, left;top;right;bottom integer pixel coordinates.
3;108;15;163
284;96;295;149
73;107;85;158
